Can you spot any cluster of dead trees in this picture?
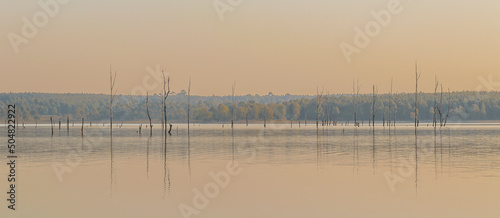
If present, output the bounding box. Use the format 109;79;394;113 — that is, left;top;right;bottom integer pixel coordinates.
54;64;454;137
111;67;178;137
346;63;451;135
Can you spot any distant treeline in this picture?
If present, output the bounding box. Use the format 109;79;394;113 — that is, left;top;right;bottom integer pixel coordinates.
0;91;498;123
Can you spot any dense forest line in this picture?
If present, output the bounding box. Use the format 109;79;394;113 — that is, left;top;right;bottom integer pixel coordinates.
0;91;498;124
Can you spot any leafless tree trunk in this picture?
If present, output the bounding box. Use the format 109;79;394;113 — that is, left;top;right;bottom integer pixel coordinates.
81;118;84;137
394;93;398;127
438;84;444;127
433;75;439;135
231;82;235;129
187;77;191;135
383;106;386;127
353;79;360;127
316;87;324;131
325;91;329;126
443;88;451;126
372;85;378;134
389;78;393;133
146;92;153;136
415;62;421;134
162;71;170;137
264;103;267;128
50;117;53;136
110;66;117;136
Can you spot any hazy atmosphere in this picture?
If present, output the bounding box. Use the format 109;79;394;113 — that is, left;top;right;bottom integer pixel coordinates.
2;0;500;95
3;1;500;218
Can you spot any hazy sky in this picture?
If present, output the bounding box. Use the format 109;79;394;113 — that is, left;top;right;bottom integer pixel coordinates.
1;0;499;95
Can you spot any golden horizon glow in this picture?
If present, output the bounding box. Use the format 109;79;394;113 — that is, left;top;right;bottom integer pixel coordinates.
1;0;499;95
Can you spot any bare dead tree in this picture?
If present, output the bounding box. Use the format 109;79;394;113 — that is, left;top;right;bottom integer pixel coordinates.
325;91;329;126
443;88;451;126
316;87;324;130
353;79;360;127
437;84;445;127
231;82;235;129
371;85;378;134
389;77;393;133
415;62;421;134
433;75;439;135
50;117;54;136
146;92;153;136
383;106;386;127
394;92;398;127
81;118;84;137
264;103;267;128
187;77;191;135
110;66;117;136
162;71;170;137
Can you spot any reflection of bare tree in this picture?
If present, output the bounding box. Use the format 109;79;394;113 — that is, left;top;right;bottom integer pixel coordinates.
316;130;324;169
440;129;444;177
188;134;191;183
232;130;235;164
415;133;419;197
389;131;393;174
110;136;114;197
434;131;438;179
163;135;171;199
352;129;359;174
372;134;376;175
146;136;151;179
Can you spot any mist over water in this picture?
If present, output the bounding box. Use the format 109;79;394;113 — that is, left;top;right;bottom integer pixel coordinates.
2;124;500;217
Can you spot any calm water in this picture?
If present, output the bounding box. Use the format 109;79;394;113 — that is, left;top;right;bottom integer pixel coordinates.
2;123;500;217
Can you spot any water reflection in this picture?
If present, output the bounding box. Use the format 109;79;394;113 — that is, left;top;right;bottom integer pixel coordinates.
146;135;150;179
110;136;114;197
415;132;418;196
4;124;500;215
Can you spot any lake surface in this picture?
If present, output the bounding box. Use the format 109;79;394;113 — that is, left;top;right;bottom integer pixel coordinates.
2;123;500;217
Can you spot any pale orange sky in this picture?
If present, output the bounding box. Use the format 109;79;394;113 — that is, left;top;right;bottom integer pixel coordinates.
1;0;499;95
